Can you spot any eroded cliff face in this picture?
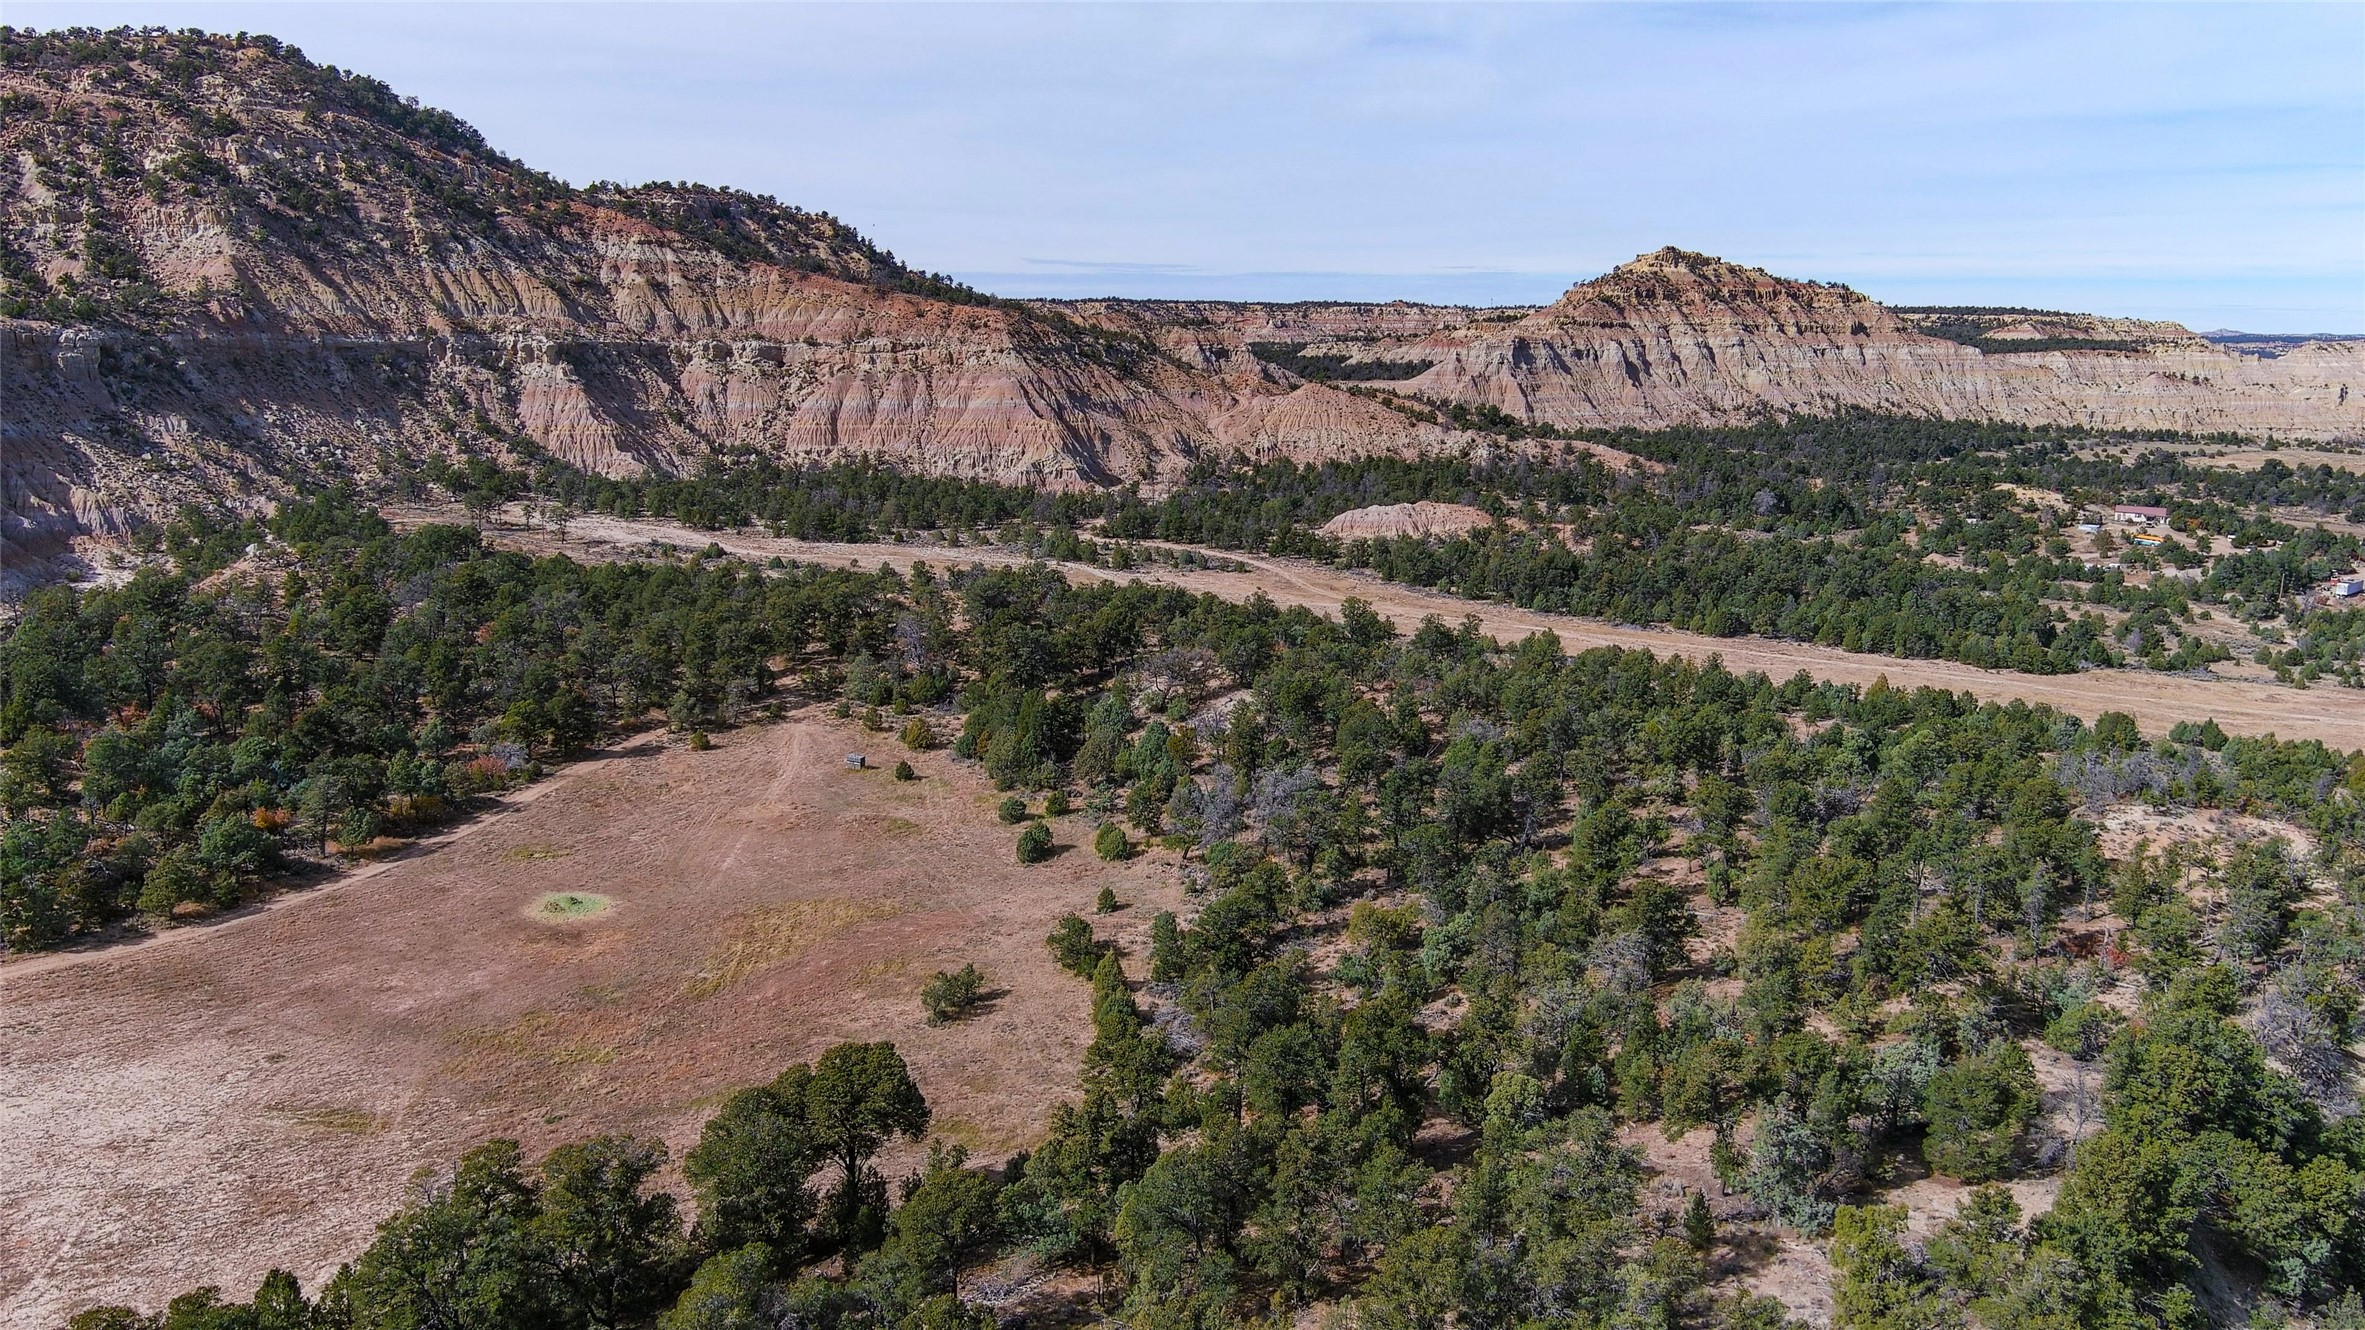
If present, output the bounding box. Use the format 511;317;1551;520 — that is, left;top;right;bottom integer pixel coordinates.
1386;249;2364;440
4;32;2359;589
0;30;1477;579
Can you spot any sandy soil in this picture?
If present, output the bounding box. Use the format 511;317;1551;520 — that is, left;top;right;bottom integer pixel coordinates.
467;509;2365;752
0;713;1175;1325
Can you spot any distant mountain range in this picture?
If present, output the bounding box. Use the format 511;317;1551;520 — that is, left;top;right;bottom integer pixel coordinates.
4;26;2360;578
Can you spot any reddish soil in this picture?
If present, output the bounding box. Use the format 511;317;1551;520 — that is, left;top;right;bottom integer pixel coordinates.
0;713;1176;1325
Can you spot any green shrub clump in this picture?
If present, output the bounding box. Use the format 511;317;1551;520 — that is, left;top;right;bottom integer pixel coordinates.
920;963;986;1024
1922;1041;2040;1182
1093;822;1130;861
1016;822;1054;864
1045;913;1106;975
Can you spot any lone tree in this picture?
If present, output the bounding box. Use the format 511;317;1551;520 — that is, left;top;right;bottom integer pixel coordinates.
1094;822;1130;861
921;963;986;1025
682;1065;821;1269
806;1042;932;1251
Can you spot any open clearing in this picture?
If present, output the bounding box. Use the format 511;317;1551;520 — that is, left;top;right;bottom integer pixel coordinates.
0;713;1177;1326
2074;439;2365;475
465;509;2365;753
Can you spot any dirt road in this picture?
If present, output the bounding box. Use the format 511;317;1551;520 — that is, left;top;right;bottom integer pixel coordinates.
494;511;2365;752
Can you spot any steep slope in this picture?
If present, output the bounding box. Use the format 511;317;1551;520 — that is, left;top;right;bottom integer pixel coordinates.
5;30;2359;589
0;27;1470;578
1391;248;2364;439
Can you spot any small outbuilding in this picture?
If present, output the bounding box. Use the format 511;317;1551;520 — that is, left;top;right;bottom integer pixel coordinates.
2111;504;2169;525
845;754;867;770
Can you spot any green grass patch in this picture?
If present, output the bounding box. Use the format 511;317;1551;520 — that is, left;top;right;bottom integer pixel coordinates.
531;891;614;921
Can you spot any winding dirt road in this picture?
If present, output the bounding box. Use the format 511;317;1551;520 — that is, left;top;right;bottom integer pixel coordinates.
451;509;2364;752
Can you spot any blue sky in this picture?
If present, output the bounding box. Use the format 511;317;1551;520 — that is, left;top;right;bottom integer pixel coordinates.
15;2;2364;330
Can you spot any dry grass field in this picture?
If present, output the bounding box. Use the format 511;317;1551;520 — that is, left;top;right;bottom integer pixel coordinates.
0;713;1177;1326
2074;439;2365;475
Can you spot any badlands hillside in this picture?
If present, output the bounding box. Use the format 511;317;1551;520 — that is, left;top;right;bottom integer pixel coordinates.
1061;251;2363;442
0;28;1471;573
4;26;2361;579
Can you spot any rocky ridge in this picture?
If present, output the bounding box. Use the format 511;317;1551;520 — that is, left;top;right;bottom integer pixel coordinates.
1375;249;2364;439
3;28;2360;587
0;28;1481;578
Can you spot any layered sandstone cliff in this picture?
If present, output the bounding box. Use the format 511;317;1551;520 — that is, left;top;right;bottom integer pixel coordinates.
4;31;2359;590
0;30;1482;579
1383;249;2363;440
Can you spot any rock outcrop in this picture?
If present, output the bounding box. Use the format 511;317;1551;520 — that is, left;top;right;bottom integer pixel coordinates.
1319;502;1497;541
1385;249;2364;440
3;32;2358;585
0;30;1491;575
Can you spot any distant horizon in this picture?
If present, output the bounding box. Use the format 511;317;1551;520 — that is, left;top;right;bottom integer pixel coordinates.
11;2;2362;333
953;263;2365;337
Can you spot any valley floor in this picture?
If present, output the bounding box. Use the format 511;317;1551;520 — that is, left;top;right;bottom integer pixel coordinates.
455;507;2365;753
0;713;1180;1326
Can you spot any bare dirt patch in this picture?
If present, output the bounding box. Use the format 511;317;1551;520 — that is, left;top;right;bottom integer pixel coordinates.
0;713;1176;1325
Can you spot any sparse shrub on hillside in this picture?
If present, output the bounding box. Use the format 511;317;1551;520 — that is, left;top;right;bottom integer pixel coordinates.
1045;913;1105;976
997;796;1029;825
1741;1099;1836;1233
901;718;933;751
1016;823;1053;864
1044;790;1070;816
892;760;916;782
921;964;986;1025
2043;1000;2122;1061
1683;1191;1715;1252
1094;822;1131;862
1148;911;1183;983
1095;886;1120;915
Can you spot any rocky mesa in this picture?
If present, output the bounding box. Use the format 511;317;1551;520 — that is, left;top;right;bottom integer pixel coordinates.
1380;248;2364;440
0;28;1483;577
3;28;2360;584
